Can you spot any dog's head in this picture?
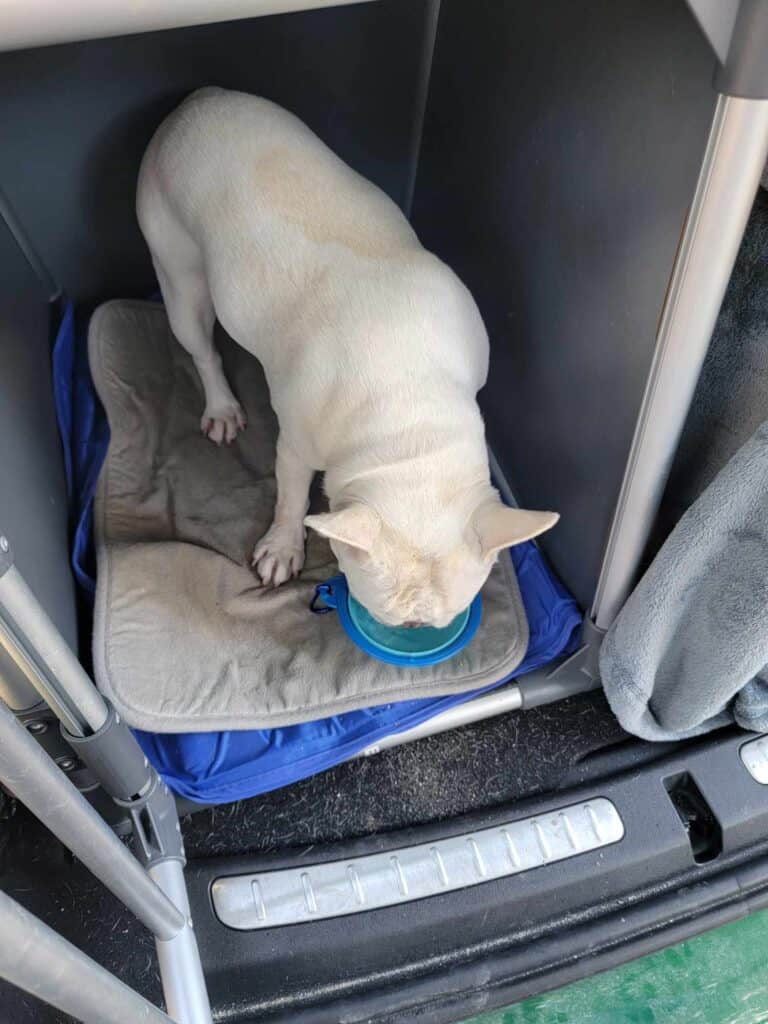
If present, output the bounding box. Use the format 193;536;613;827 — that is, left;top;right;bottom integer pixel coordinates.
305;499;558;628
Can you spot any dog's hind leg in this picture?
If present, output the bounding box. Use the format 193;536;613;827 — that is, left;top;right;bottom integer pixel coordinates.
154;254;246;445
138;172;245;445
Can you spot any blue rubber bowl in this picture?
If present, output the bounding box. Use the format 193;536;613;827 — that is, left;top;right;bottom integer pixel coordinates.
311;575;482;667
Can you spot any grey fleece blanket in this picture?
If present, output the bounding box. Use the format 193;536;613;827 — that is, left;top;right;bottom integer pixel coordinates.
89;300;528;732
601;421;768;740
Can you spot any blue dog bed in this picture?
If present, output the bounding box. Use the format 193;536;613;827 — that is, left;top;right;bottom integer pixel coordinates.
53;302;581;803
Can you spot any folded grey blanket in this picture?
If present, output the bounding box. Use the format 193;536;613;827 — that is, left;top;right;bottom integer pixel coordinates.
90;300;529;732
601;421;768;740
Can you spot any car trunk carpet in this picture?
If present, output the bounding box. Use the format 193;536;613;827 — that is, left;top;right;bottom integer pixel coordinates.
179;689;627;858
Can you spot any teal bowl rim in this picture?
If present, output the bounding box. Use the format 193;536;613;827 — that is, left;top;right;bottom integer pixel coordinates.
312;576;482;667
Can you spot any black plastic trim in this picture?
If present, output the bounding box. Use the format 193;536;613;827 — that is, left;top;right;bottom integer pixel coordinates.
185;728;768;1023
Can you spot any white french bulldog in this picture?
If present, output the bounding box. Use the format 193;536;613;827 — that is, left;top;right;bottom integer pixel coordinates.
137;88;558;628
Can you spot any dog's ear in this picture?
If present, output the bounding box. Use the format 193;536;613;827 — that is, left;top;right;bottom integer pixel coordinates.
472;503;559;561
304;505;381;552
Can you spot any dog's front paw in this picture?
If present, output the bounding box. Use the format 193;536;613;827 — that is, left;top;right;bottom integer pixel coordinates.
201;403;246;445
252;527;306;587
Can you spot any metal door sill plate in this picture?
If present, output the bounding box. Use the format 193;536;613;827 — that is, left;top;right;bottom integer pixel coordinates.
740;734;768;783
211;797;624;930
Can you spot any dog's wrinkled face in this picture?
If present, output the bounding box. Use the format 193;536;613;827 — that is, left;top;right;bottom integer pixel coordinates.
305;502;558;628
333;535;491;629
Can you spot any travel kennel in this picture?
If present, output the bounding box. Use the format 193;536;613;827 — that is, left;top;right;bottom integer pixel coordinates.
3;1;768;1022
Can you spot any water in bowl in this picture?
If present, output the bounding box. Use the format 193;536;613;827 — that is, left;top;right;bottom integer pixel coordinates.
347;595;471;658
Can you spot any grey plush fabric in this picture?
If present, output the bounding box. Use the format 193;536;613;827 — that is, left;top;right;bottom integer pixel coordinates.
89;300;528;732
601;421;768;740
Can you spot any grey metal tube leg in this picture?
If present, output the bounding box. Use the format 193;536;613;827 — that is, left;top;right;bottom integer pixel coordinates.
355;683;523;757
0;556;107;734
0;541;213;1023
592;94;768;630
0;888;173;1024
0;697;185;940
64;708;214;1024
151;860;214;1024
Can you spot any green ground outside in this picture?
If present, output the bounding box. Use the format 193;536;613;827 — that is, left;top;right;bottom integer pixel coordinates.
463;908;768;1024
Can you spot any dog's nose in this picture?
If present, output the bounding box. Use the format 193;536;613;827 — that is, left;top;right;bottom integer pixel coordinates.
403;620;424;629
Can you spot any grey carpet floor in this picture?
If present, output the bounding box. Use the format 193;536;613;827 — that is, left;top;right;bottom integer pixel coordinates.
180;689;628;858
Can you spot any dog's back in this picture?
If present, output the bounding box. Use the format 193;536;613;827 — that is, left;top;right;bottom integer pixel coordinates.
138;87;490;469
138;87;419;318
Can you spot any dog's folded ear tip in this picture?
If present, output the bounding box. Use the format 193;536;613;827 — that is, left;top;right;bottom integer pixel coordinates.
474;503;560;557
304;505;380;551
